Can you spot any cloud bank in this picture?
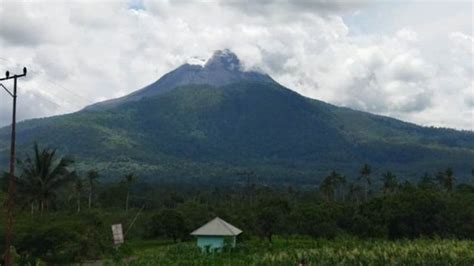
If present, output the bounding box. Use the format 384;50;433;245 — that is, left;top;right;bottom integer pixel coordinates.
0;0;472;130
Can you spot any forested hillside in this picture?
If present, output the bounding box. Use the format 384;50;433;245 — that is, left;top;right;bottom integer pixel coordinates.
0;51;473;184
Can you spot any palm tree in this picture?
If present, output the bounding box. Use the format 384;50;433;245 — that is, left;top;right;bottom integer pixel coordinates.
87;169;99;208
320;171;346;202
71;172;83;213
359;164;372;201
381;171;398;194
335;174;347;202
471;169;474;183
320;174;335;201
437;168;455;192
123;173;138;211
348;182;363;205
418;172;435;190
18;143;73;213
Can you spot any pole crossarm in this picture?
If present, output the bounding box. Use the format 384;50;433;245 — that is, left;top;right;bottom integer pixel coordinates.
0;83;14;97
0;73;26;81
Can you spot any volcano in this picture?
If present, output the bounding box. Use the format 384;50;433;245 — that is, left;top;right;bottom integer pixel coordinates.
1;50;473;185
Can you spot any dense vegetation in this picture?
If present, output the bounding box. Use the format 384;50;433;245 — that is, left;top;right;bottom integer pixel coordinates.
1;144;473;264
1;81;473;185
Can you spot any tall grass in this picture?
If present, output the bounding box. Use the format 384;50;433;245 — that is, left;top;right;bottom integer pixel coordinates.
109;237;474;265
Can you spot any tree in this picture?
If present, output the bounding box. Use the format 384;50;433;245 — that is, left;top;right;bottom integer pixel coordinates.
381;171;398;194
359;164;372;201
17;143;73;213
71;172;83;213
255;196;290;242
123;173;138;211
445;168;455;191
437;168;455;192
418;172;436;190
471;168;474;183
87;169;99;209
334;173;347;202
292;204;339;239
320;171;345;202
320;172;335;201
149;209;186;242
348;182;363;205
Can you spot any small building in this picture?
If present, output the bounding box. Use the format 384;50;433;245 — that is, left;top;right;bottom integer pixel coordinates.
190;217;242;252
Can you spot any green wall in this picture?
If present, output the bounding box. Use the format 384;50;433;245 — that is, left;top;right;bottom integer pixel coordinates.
197;236;225;251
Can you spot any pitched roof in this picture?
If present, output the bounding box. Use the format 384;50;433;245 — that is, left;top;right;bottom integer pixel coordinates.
190;217;243;236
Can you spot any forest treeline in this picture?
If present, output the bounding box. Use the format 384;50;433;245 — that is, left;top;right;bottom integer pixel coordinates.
0;144;473;264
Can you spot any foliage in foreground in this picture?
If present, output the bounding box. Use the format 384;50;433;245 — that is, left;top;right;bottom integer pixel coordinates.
3;211;112;265
110;238;474;266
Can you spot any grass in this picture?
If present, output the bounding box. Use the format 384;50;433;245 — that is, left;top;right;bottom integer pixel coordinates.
107;237;474;266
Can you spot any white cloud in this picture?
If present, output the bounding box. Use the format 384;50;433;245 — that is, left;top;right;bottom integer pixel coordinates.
0;0;472;130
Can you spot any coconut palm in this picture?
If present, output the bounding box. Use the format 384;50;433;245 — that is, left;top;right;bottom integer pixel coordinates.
437;168;455;192
87;169;99;208
123;173;138;211
71;172;83;213
320;174;335;201
17;143;73;213
320;171;345;201
334;173;347;202
418;172;435;190
471;169;474;183
381;171;398;194
348;182;363;205
359;164;372;201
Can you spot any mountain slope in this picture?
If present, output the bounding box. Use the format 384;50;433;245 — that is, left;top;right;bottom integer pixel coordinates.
86;49;276;110
0;51;473;185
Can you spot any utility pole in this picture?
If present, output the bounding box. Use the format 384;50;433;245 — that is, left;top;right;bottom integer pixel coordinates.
1;67;27;266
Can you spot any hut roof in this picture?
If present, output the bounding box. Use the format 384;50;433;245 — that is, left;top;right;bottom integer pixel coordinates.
190;217;242;236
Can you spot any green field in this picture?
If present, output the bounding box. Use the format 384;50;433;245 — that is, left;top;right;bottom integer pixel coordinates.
106;238;474;266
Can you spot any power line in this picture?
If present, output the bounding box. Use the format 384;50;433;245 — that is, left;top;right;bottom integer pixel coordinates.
1;81;86;111
43;78;93;105
0;59;95;105
17;84;77;109
30;70;93;105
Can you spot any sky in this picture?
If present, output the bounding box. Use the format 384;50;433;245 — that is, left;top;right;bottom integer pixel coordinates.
0;0;472;130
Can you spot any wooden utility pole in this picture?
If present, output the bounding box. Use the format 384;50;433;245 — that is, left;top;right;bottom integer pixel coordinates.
1;67;27;266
